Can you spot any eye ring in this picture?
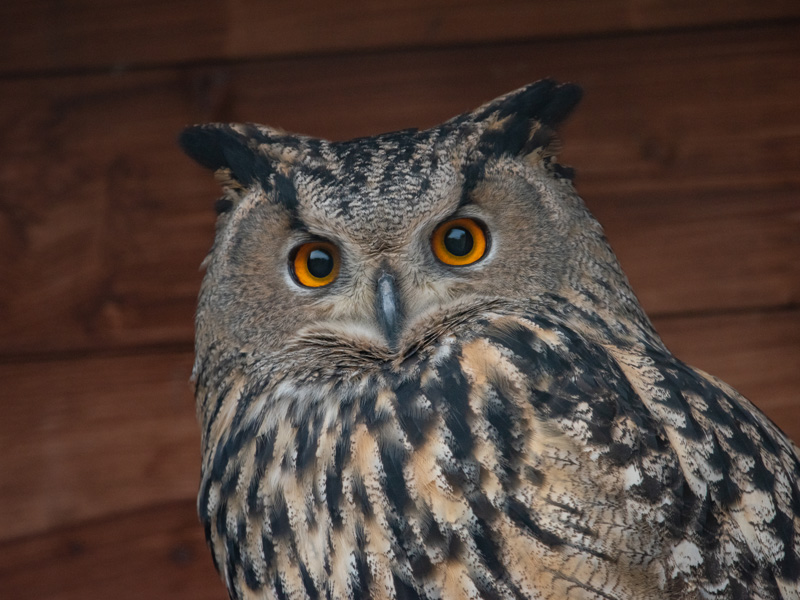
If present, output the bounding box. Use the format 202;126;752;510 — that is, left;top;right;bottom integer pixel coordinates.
431;218;488;266
290;241;340;287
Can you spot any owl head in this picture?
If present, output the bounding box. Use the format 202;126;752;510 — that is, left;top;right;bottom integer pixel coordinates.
181;80;653;382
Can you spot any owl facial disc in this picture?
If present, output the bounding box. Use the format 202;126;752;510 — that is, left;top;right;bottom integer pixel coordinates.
375;270;403;348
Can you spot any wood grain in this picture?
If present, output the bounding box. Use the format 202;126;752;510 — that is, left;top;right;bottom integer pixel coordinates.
0;501;225;600
2;0;799;75
588;187;800;316
1;24;798;357
1;310;798;544
0;352;198;543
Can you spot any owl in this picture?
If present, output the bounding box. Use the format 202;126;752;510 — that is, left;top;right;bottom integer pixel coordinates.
180;80;800;600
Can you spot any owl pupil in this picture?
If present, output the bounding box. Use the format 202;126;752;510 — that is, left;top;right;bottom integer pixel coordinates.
307;249;333;278
444;227;473;256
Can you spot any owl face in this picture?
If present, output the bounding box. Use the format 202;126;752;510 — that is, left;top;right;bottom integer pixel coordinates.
183;81;645;374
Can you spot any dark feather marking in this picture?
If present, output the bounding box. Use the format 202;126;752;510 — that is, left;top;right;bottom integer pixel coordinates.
304;164;338;189
353;522;371;595
410;553;433;579
418;504;448;551
494;80;557;121
203;520;215;564
638;470;669;503
223;142;270;190
427;355;473;459
358;390;377;428
295;417;319;475
225;533;242;594
776;508;800;578
394;376;435;447
208;545;222;581
211;409;261;492
363;391;393;431
460;158;486;207
393;574;422;600
243;559;262;591
352;472;373;518
214;197;234;214
507;498;563;547
261;532;275;566
711;438;743;508
215;500;228;538
387;518;409;561
220;463;241;500
305;496;318;531
354;552;371;597
236;514;255;590
299;561;320;600
198;478;213;523
522;126;555;156
380;441;410;512
304;137;324;157
472;516;505;578
326;425;349;529
179;125;273;190
203;380;232;447
524;465;545;486
441;458;472;493
254;429;277;471
641;351;706;441
274;573;288;600
607;441;634;465
273;172;298;211
446;534;464;561
528;388;573;419
269;491;290;539
549;161;575;181
487;386;523;482
484;322;540;367
471;80;582;161
473;578;502;600
280;446;293;471
468;488;497;521
669;479;701;536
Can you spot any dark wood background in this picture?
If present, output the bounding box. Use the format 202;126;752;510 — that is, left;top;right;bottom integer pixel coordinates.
1;2;798;597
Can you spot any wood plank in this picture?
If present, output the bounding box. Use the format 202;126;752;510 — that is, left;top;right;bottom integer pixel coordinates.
2;0;800;75
0;501;225;600
587;187;800;316
1;25;799;355
0;352;199;543
1;310;798;544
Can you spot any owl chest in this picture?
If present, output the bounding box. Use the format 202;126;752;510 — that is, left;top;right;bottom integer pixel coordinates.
214;384;417;598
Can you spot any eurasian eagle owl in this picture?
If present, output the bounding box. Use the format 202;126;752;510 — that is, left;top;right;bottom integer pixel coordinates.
180;80;800;600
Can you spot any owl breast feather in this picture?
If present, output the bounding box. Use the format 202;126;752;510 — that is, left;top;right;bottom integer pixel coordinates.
196;303;800;600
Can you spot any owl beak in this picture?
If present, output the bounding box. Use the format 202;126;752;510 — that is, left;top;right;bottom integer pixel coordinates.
375;271;403;349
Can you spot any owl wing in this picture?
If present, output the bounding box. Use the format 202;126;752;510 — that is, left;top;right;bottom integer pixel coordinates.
467;311;800;599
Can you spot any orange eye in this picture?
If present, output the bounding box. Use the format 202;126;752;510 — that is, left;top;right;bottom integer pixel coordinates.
291;241;340;287
431;218;487;266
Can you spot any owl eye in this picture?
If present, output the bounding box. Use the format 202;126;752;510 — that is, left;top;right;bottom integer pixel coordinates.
431;218;488;266
290;241;340;287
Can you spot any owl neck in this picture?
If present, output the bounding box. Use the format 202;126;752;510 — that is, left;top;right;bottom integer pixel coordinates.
559;229;664;352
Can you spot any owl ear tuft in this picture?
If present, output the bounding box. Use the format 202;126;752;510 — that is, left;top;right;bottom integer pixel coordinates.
179;124;274;196
472;80;583;161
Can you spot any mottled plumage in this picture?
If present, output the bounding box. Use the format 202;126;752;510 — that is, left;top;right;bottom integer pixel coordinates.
180;80;800;600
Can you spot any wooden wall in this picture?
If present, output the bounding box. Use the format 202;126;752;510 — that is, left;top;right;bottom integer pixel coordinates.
1;2;799;597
